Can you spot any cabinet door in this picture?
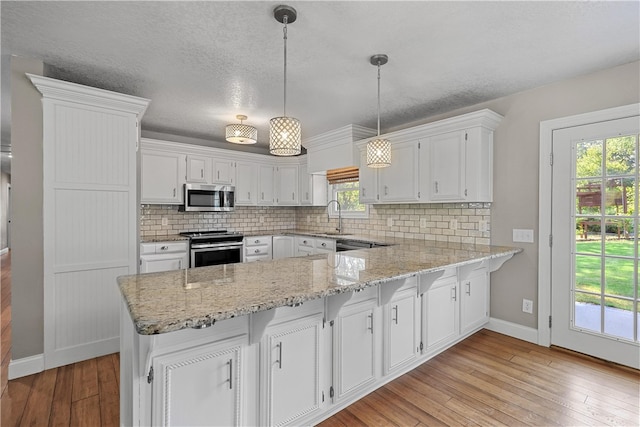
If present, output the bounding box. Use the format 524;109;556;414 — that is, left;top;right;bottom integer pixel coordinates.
358;150;378;204
186;155;211;183
258;165;275;205
334;300;377;400
213;159;235;184
141;150;185;204
385;290;418;374
236;162;257;205
428;131;465;201
423;276;459;352
276;165;299;205
378;141;420;202
273;236;294;259
266;316;323;426
152;339;243;427
460;269;489;335
299;163;312;205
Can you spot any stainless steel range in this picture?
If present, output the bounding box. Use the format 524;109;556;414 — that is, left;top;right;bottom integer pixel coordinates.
179;230;244;268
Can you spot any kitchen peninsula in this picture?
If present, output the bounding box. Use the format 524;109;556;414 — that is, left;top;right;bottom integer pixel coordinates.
118;236;521;426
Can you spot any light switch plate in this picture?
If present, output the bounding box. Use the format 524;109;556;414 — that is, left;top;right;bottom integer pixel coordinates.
513;228;534;243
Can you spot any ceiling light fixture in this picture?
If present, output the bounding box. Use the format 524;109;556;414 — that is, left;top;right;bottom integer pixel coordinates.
269;5;301;156
225;114;257;144
367;54;391;168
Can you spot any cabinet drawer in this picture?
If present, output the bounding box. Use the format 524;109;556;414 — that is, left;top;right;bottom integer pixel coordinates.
245;236;272;247
245;254;272;263
296;236;314;248
315;238;336;251
245;245;271;257
141;241;188;254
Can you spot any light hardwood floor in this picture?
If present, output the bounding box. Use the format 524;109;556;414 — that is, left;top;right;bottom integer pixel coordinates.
1;251;638;426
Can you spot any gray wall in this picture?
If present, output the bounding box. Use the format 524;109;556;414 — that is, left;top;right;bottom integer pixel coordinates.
0;171;9;249
390;60;640;329
10;57;44;359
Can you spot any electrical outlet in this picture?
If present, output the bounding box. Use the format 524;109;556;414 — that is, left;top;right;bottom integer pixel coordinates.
450;219;458;230
420;218;427;228
161;217;168;226
259;216;264;223
479;220;489;232
387;218;393;227
522;299;534;314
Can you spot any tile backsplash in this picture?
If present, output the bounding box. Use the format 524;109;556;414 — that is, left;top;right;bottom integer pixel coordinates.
141;203;491;245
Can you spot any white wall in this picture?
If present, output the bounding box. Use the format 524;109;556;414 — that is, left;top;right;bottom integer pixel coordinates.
390;60;640;329
0;171;9;250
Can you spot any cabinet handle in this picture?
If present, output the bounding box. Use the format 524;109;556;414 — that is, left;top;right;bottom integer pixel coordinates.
362;188;366;197
384;185;389;196
254;239;260;244
466;282;471;296
367;313;373;334
218;171;220;180
173;188;176;197
254;249;260;254
321;242;326;247
435;181;439;194
178;260;182;269
261;192;264;200
306;192;309;199
392;305;399;324
303;240;307;244
292;192;295;200
451;286;457;301
276;342;283;369
248;192;251;200
160;246;168;251
227;359;233;390
201;169;204;178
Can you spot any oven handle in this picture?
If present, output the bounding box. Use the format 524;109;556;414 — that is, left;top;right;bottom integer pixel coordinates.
191;242;244;250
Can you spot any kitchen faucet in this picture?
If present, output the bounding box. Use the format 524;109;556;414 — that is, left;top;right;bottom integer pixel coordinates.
327;199;342;234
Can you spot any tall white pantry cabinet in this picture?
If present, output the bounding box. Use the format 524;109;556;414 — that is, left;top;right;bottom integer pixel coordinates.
29;74;149;369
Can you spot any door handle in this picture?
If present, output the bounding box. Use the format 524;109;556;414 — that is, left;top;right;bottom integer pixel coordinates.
227;359;233;390
392;305;398;324
451;286;457;301
367;313;374;334
466;282;471;296
276;342;283;369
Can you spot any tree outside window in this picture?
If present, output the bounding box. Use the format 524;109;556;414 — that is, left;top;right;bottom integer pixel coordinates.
329;181;369;218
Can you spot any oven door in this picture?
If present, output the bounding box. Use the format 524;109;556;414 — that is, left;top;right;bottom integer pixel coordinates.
190;242;243;268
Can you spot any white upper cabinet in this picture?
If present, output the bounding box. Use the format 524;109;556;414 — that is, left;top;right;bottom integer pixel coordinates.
258;165;275;205
276;165;299;205
235;161;258;205
358;150;378;204
378;141;420;203
185;154;211;184
424;130;466;201
214;159;235;185
141;149;185;204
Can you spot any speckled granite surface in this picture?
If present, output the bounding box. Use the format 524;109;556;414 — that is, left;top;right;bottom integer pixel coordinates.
140;235;189;243
120;238;521;335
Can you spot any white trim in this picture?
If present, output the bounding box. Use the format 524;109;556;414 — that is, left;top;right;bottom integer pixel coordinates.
486;318;539;344
8;354;44;379
0;248;7;255
538;103;640;347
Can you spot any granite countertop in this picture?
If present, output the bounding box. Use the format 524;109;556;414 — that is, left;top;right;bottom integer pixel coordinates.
141;235;189;243
119;238;522;335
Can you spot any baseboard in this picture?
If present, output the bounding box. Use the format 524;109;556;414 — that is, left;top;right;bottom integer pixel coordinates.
8;353;44;379
0;248;8;255
486;317;540;345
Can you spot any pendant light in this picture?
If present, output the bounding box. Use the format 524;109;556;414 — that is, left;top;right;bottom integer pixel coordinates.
367;54;391;168
225;114;257;144
269;5;301;156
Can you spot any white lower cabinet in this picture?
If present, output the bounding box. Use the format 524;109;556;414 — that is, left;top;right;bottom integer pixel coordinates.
261;311;325;426
244;235;272;262
332;295;378;402
460;268;489;335
140;242;189;273
273;236;295;259
384;287;419;375
151;335;246;427
422;274;459;354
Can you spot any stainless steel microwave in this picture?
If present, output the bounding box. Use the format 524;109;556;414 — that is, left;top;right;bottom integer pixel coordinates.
181;184;235;212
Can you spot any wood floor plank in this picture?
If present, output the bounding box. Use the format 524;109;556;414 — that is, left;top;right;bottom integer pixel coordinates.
49;364;74;427
72;358;98;402
333;408;368;427
20;367;57;426
110;353;120;388
70;395;101;426
374;387;448;427
96;355;119;427
360;389;421;427
344;398;399;426
0;374;36;427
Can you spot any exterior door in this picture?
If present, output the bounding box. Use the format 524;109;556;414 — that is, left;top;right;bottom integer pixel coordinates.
551;116;639;368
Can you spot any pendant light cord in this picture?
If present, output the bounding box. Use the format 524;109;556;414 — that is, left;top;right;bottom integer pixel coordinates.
282;15;288;116
376;61;381;137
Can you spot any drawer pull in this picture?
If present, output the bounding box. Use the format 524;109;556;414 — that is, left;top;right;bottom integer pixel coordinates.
255;240;260;244
321;242;326;247
160;246;168;251
254;249;260;254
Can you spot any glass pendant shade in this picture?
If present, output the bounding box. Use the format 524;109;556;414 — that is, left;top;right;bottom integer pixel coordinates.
269;116;301;156
225;123;257;144
367;138;391;168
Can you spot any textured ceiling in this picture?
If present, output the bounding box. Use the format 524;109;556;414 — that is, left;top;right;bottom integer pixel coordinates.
2;1;639;162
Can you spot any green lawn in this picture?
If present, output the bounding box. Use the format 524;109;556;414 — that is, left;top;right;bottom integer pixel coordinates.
575;240;637;310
